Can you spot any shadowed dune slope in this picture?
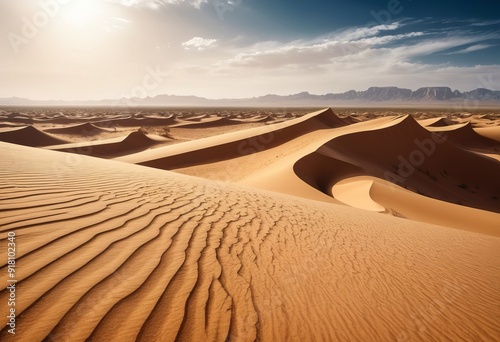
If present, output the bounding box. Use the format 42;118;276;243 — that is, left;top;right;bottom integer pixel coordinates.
0;125;68;147
418;117;455;127
427;122;500;152
0;142;499;341
117;108;347;169
47;131;169;158
44;123;113;135
295;115;500;213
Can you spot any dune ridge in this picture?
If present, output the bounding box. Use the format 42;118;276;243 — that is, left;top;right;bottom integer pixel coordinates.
93;116;179;128
0;142;499;341
171;117;246;128
0;125;68;147
44;122;113;135
426;122;500;152
46;130;170;158
418;117;455;127
117;108;351;170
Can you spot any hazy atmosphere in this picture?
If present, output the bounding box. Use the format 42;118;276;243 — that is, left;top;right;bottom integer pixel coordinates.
1;0;500;100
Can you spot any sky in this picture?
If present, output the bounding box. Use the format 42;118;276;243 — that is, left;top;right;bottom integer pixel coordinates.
1;0;500;100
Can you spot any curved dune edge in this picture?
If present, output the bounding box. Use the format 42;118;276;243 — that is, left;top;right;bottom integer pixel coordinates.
1;142;499;341
331;177;386;212
475;126;500;142
330;176;500;237
417;117;455;127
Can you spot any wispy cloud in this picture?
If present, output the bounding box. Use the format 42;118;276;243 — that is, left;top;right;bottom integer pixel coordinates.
183;37;218;50
470;19;500;26
336;22;402;41
218;29;424;68
444;44;493;55
216;17;498;70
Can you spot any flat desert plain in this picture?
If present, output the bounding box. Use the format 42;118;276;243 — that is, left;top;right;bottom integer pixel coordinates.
0;106;499;341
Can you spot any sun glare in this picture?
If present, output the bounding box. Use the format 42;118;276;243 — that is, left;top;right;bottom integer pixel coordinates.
61;0;103;26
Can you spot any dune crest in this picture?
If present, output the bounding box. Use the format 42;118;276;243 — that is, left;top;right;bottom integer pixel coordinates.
44;122;113;135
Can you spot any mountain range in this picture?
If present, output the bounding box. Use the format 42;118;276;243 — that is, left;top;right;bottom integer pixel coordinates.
2;87;500;107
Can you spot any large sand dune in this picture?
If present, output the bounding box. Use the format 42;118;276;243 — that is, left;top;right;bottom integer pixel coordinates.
44;122;114;135
0;142;499;341
117;108;353;170
294;115;500;213
0;125;68;147
427;122;500;152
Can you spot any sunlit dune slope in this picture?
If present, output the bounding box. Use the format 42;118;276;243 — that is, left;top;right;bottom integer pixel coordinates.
1;142;499;341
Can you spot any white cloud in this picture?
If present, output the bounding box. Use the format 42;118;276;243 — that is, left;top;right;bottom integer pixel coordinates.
336;22;401;41
470;19;500;27
183;37;218;50
219;31;424;68
444;44;493;55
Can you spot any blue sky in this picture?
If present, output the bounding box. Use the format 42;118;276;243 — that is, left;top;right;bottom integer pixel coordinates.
1;0;499;100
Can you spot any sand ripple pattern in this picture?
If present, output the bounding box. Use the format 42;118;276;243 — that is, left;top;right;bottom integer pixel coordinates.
0;143;499;341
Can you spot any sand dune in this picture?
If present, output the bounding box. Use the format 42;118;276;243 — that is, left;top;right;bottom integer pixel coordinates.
117;108;348;169
171;117;247;129
417;117;456;127
292;115;500;213
0;142;499;341
46;130;170;158
473;125;500;142
426;122;499;153
0;122;25;128
331;177;385;212
329;175;500;236
44;122;114;135
0;125;68;147
93;116;179;128
1;115;33;124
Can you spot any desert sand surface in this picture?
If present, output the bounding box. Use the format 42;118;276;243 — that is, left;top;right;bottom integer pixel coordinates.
0;106;499;341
